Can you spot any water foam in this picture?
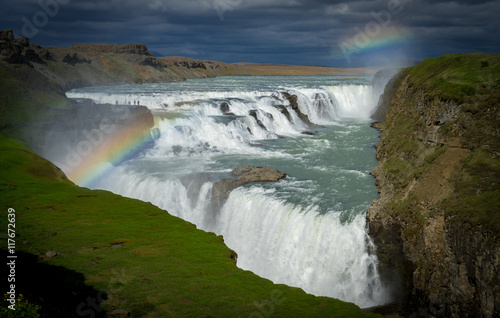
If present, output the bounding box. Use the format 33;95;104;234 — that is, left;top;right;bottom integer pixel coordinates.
65;77;392;308
217;187;389;308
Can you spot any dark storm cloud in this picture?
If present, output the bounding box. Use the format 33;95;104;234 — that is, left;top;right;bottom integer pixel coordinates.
0;0;498;66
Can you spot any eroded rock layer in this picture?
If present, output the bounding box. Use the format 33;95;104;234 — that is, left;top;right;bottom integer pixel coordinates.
367;54;500;317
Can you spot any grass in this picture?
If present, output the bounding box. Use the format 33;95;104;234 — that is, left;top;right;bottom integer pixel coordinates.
403;53;500;104
0;64;69;139
376;53;500;246
0;134;393;317
443;149;500;230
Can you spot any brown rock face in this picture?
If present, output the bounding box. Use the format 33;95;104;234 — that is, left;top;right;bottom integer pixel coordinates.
280;92;317;128
70;43;153;56
211;166;286;212
367;58;500;317
0;29;45;64
232;165;287;182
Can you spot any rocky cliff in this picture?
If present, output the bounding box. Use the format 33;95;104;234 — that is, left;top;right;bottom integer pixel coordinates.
0;30;236;139
0;29;233;93
70;43;153;55
367;53;499;317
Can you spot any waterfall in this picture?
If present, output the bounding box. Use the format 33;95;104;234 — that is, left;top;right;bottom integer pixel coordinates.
217;187;388;308
63;76;392;308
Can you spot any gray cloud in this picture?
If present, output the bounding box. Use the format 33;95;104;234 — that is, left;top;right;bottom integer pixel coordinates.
0;0;498;66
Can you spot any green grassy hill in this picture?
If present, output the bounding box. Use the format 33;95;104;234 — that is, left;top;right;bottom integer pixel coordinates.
0;132;393;318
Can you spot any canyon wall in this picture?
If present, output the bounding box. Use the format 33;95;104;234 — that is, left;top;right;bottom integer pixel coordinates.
368;53;499;317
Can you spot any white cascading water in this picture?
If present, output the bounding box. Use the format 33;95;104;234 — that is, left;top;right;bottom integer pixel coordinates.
217;187;384;306
65;78;393;308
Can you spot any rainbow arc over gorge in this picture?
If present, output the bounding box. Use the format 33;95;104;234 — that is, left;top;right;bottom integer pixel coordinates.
63;119;155;188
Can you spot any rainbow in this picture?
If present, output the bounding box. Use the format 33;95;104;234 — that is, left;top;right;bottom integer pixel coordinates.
338;26;412;62
58;117;157;188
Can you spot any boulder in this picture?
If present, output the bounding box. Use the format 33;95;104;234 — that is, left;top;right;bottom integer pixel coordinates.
211;165;286;212
220;102;231;114
231;165;286;182
45;249;58;259
301;131;318;135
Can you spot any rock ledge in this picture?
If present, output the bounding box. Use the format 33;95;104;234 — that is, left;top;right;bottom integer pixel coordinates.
211;165;286;211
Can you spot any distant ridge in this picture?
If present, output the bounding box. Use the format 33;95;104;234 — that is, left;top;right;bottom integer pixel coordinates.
69;43;153;55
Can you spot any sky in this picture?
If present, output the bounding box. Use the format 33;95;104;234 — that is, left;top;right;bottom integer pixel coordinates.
1;0;499;67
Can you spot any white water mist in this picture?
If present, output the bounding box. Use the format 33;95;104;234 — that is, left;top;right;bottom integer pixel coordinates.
65;76;393;308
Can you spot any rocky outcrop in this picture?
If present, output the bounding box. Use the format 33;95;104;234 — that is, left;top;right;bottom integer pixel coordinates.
0;30;45;65
367;54;500;317
220;102;230;114
70;43;153;55
173;60;207;69
281;92;317;127
211;165;286;212
219;102;237;116
231;165;286;181
63;53;91;66
249;109;268;130
273;105;292;122
0;30;240;96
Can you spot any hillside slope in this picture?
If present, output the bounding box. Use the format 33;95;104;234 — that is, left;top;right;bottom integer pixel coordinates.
0;134;394;318
367;53;500;317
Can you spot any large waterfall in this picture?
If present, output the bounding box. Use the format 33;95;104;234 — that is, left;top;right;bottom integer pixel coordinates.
64;75;392;308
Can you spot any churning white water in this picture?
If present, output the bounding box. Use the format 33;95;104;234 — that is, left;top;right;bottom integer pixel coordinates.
65;75;392;308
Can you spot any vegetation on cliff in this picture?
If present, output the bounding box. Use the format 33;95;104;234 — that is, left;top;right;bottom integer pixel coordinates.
368;53;499;317
376;53;499;233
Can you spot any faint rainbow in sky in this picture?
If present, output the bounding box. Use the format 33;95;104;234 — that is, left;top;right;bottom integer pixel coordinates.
338;26;412;62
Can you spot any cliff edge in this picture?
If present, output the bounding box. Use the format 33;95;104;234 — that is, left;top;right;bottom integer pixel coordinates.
368;53;499;317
